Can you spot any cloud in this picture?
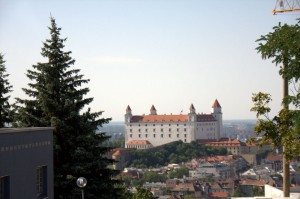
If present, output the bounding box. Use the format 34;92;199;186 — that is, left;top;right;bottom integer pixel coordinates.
89;56;143;64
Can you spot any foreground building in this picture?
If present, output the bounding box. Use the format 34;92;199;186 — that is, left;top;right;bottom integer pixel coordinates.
125;99;223;149
0;128;53;199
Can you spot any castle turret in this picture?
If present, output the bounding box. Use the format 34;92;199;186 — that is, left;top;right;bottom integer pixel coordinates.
211;99;222;140
150;105;157;115
188;103;196;122
125;105;132;124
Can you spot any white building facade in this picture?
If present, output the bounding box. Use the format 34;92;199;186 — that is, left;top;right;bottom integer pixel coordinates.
125;100;223;149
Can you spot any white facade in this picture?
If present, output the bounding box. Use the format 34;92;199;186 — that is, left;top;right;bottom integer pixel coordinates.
124;100;223;149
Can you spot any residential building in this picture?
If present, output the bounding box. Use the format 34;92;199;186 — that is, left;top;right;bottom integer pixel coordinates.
0;128;53;199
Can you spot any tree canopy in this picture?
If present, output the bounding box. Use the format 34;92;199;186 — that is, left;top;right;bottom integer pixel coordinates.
13;17;121;199
0;53;13;127
126;141;227;168
252;19;300;161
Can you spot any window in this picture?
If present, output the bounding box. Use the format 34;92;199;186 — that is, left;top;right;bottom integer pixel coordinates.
145;129;148;132
153;134;156;138
184;128;187;132
161;134;163;138
169;134;171;138
161;129;163;132
161;124;163;126
153;129;156;132
145;134;148;138
138;129;141;132
169;128;171;132
130;134;132;138
184;139;187;142
169;124;171;126
36;166;47;198
130;129;132;133
184;134;187;138
0;176;9;199
153;124;155;126
177;128;179;132
138;134;141;138
177;134;179;138
184;124;186;126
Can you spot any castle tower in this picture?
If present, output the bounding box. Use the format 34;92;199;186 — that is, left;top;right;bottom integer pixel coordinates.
188;103;196;122
211;99;222;140
125;105;132;124
150;105;157;115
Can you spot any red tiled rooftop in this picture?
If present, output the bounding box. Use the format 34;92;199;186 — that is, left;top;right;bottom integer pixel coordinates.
208;192;229;198
130;114;216;123
205;139;246;147
267;155;282;161
127;140;151;145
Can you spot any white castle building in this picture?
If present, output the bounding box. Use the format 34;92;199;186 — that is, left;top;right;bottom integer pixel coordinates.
124;99;223;149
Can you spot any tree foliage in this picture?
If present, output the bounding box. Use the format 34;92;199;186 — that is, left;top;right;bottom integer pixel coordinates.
126;141;227;168
252;19;300;161
168;166;189;179
0;53;13;127
13;17;121;198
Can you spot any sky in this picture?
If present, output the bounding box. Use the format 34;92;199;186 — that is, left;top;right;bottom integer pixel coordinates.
0;0;299;122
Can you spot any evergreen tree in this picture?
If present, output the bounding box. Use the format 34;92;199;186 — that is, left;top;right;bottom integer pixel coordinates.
14;17;121;199
0;53;13;127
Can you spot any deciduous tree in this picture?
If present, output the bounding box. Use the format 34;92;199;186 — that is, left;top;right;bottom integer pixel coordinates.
252;19;300;197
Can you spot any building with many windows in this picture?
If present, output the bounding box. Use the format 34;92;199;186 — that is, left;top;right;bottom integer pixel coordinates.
124;99;223;149
0;128;53;199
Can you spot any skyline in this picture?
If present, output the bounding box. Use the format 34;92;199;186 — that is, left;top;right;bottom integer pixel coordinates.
0;0;299;122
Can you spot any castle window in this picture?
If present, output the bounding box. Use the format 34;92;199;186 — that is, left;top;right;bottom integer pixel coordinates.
169;134;171;138
138;124;140;126
153;124;155;126
138;134;141;138
130;129;132;133
184;134;187;138
177;124;179;126
169;124;171;126
177;128;179;132
184;128;186;132
184;124;186;126
138;129;141;132
130;134;132;138
177;134;179;138
169;129;171;132
161;129;163;132
161;124;163;126
145;124;147;126
184;139;186;142
153;134;156;138
161;134;163;138
145;129;148;132
145;134;148;138
153;129;156;132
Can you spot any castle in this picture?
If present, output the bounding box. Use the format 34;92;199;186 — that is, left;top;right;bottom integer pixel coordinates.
124;99;223;149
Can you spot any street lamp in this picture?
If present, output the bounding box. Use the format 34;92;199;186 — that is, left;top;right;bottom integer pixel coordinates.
76;177;87;199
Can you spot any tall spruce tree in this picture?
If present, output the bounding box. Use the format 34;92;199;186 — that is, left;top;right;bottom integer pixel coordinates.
0;53;13;127
14;17;121;199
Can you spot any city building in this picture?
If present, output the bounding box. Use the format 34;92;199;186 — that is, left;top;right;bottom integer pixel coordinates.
124;99;223;149
0;128;53;199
